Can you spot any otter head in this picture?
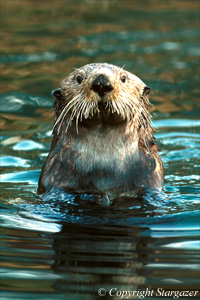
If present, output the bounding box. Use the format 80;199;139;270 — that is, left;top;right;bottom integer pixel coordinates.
52;63;151;137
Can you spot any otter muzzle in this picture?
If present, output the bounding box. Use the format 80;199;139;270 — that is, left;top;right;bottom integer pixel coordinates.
91;74;113;97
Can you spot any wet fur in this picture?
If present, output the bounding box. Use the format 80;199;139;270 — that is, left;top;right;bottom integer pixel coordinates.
38;63;164;196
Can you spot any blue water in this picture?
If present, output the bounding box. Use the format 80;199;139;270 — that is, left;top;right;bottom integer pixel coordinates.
1;1;200;299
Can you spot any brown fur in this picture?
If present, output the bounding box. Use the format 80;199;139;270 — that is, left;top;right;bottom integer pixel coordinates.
37;63;164;197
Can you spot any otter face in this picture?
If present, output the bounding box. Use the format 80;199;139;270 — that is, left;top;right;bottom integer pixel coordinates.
53;63;151;134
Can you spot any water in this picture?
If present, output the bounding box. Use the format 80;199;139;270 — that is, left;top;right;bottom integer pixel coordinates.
0;1;200;299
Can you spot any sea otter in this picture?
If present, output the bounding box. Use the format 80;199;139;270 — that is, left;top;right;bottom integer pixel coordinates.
37;63;164;198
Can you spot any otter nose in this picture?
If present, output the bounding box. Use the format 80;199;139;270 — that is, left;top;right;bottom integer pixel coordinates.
91;74;113;97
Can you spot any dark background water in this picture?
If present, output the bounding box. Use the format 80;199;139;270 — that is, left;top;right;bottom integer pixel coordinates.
0;1;200;299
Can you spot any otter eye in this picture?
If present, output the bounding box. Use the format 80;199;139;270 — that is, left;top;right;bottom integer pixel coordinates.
121;75;127;83
76;75;83;84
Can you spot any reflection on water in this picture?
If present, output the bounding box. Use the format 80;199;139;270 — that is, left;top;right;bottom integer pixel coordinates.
1;207;200;299
0;0;200;299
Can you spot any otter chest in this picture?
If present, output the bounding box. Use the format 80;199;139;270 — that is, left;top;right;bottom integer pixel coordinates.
70;135;140;189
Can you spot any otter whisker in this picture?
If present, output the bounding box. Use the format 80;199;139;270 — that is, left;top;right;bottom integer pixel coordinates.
67;97;85;131
61;95;87;130
54;95;80;128
125;99;144;129
84;101;95;119
124;97;135;116
90;101;97;117
81;100;90;121
106;101;112;115
123;88;152;127
111;98;121;115
90;102;95;116
54;95;81;134
80;101;89;122
75;97;88;132
122;97;136;121
58;99;82;134
118;98;127;120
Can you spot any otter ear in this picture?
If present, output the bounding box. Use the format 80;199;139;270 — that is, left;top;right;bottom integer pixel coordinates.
52;88;64;117
52;88;63;99
142;86;151;106
143;86;151;96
